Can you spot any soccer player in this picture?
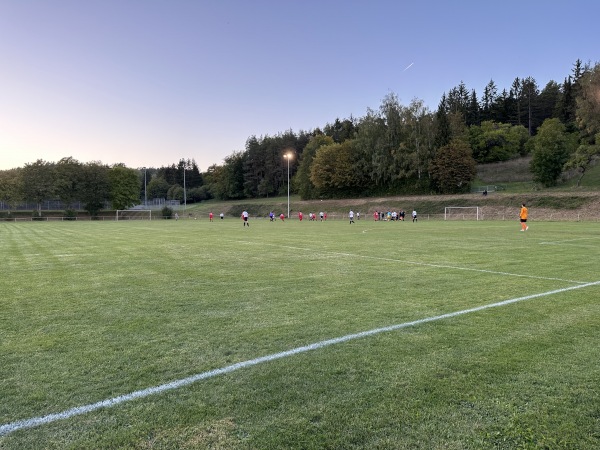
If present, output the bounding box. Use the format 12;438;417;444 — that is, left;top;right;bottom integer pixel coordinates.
349;210;355;224
209;212;213;222
412;210;417;222
520;203;529;231
242;210;249;226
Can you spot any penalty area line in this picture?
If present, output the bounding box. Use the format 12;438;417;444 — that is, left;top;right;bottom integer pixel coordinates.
1;280;599;437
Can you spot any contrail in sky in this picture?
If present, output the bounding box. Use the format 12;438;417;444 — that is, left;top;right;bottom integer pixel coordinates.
403;62;414;71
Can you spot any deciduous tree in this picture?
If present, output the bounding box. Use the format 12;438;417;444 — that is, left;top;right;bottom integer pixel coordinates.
296;134;334;199
109;164;141;210
469;121;529;163
429;139;477;194
369;94;407;186
147;176;170;200
0;168;22;213
564;137;600;186
218;152;246;200
54;157;82;212
20;159;55;216
310;140;363;197
79;162;110;217
566;62;600;184
530;118;576;187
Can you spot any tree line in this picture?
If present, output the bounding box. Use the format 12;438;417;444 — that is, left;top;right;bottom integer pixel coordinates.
1;60;599;212
202;59;598;199
0;157;210;216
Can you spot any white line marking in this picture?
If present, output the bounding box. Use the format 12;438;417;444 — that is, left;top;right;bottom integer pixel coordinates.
1;280;599;437
540;237;600;245
236;241;590;284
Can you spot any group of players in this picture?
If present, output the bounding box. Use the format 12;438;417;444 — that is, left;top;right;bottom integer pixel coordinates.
234;203;528;231
238;209;418;224
371;210;419;222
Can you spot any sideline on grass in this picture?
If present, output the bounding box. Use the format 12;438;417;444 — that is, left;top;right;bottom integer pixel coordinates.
1;280;599;437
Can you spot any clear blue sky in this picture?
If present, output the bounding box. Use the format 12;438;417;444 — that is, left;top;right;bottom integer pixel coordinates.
1;0;597;171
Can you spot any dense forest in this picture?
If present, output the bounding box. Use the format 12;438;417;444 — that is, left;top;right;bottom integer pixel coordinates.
1;60;599;215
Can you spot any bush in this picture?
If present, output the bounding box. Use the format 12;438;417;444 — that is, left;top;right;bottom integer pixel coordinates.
162;206;173;219
31;210;44;220
64;209;77;221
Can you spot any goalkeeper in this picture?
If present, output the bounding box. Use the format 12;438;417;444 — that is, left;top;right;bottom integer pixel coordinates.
519;203;528;231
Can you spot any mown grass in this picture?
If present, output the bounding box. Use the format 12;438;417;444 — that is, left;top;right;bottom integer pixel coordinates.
1;219;599;449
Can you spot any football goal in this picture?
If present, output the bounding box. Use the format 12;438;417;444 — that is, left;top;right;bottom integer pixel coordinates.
116;210;152;221
444;206;481;221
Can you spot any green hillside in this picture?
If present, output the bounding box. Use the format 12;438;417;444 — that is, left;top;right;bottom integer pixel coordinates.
475;156;600;192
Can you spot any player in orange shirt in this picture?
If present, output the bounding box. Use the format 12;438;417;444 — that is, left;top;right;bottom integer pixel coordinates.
519;203;528;231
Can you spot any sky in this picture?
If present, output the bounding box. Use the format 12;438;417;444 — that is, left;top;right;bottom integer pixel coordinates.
1;0;598;171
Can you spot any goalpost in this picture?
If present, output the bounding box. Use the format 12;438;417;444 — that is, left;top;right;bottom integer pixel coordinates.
116;210;152;221
444;206;481;221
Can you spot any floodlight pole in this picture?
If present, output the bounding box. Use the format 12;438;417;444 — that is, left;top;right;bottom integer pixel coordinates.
284;153;292;218
143;167;147;207
183;163;186;212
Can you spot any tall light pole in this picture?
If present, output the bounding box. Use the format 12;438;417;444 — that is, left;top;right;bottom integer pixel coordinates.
143;167;147;207
284;152;293;218
183;162;186;212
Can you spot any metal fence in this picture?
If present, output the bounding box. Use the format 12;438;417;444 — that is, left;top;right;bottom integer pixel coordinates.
0;198;180;211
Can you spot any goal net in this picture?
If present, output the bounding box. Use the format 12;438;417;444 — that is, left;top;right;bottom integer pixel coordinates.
116;210;152;221
444;206;480;221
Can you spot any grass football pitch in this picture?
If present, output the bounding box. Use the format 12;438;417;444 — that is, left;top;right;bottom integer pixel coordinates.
1;218;599;449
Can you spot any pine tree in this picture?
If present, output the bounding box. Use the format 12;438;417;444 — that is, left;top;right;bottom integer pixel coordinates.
466;89;480;126
434;95;452;148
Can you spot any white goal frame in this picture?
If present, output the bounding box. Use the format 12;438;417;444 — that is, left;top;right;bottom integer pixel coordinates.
444;206;481;221
116;210;152;221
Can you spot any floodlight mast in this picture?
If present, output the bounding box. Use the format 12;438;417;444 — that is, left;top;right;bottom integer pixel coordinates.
183;162;186;212
284;152;293;218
